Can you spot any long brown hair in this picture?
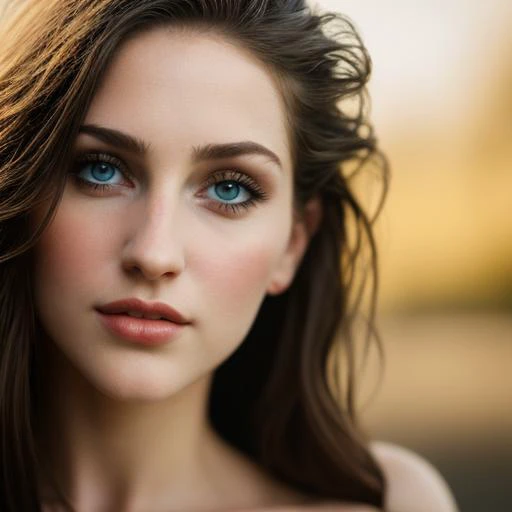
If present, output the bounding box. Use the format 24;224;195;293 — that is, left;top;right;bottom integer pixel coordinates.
0;1;388;510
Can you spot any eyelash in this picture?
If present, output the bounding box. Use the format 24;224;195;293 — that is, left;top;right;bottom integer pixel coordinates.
70;152;268;216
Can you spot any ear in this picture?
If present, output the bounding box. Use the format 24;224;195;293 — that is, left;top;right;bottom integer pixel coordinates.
266;196;323;296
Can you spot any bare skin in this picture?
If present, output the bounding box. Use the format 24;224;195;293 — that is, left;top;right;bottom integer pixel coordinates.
34;26;322;512
33;25;458;512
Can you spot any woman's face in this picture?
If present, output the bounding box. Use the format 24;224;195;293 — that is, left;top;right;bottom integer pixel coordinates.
32;28;310;400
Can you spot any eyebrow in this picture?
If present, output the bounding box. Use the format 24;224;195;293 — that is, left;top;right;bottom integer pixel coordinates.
78;124;282;170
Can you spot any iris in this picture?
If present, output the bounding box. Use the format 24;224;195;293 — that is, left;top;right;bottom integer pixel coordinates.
214;181;240;202
89;162;115;182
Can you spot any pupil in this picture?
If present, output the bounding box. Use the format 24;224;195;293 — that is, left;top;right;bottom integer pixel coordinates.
216;181;239;201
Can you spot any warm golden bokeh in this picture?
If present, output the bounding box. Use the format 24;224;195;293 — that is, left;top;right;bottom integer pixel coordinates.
316;0;512;310
314;1;512;510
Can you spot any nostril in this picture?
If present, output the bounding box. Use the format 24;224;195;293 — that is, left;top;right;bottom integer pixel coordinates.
123;260;182;281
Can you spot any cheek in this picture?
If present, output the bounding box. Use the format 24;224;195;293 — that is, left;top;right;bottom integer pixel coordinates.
189;237;279;353
191;221;290;309
210;245;273;297
32;198;113;305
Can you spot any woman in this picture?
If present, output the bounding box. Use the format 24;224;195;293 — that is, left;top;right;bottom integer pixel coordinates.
0;0;458;511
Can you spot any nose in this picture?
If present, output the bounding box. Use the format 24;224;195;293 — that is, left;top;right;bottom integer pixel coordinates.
121;196;185;281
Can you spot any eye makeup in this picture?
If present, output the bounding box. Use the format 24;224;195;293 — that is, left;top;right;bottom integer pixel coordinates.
69;151;270;217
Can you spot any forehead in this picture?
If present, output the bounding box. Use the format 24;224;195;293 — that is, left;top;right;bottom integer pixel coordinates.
84;27;292;172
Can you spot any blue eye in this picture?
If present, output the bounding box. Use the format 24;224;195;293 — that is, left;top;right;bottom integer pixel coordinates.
71;153;126;190
207;180;251;204
84;162;118;183
71;152;269;216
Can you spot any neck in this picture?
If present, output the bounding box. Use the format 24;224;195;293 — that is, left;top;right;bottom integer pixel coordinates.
35;339;233;511
34;338;311;511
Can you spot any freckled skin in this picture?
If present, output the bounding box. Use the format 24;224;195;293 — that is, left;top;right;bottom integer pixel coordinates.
32;28;308;402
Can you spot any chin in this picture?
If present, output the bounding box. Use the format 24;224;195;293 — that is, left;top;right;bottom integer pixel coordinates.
91;372;182;403
81;358;209;404
96;378;178;403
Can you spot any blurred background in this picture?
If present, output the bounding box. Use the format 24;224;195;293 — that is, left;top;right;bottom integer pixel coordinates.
313;1;512;510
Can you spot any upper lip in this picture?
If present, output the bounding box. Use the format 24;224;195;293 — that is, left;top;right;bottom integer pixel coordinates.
96;298;190;324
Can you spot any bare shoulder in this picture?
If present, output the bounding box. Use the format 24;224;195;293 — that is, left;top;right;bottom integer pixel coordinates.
370;440;460;512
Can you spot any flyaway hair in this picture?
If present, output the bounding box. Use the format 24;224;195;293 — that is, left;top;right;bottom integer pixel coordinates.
0;1;388;510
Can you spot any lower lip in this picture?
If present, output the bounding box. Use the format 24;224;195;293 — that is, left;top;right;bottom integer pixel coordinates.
97;312;186;346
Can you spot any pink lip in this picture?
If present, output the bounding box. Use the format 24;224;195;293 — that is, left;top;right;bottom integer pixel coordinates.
96;312;185;346
96;297;189;324
95;298;190;346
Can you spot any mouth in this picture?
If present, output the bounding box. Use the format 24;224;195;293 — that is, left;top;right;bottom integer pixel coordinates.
103;311;170;321
95;297;190;346
95;311;187;346
95;297;190;324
